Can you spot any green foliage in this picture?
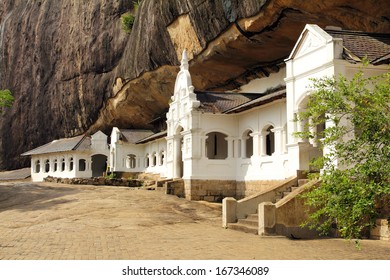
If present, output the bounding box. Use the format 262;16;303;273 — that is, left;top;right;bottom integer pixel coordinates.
105;172;116;180
0;89;14;113
121;13;135;33
120;1;141;33
295;70;390;240
133;0;141;10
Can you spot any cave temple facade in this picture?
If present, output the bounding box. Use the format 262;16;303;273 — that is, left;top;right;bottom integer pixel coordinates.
22;24;390;201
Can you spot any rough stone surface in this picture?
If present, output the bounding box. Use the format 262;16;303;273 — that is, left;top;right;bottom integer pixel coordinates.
1;0;389;170
184;179;237;202
236;180;284;199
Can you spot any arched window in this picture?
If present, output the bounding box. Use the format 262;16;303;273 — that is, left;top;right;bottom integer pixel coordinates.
61;158;66;172
266;126;275;156
243;130;253;158
35;160;41;173
53;159;58;172
44;159;50;173
79;159;86;171
69;157;74;171
126;154;136;169
160;152;165;166
152;153;157;167
206;132;228;160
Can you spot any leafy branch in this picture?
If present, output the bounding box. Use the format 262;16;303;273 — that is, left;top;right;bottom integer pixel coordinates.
295;69;390;241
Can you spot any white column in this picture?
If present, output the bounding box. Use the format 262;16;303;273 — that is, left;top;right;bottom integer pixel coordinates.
201;135;209;158
251;132;261;156
173;135;182;178
241;136;248;158
87;158;92;171
225;137;234;159
260;132;268;156
50;158;55;174
282;128;287;154
271;127;283;155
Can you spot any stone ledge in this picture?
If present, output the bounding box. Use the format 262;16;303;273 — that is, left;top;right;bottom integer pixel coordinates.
43;176;146;188
371;219;389;241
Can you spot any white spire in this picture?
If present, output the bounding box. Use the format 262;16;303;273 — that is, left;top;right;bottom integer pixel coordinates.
180;49;189;71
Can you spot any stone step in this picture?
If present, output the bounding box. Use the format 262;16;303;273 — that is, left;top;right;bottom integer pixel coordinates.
246;214;258;220
298;179;310;187
237;218;258;227
228;223;258;235
291;186;299;191
274;195;282;203
283;191;291;197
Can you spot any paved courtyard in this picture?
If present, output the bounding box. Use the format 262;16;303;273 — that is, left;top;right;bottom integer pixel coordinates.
0;180;389;260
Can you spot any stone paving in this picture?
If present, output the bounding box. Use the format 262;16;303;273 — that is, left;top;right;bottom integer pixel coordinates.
0;181;390;260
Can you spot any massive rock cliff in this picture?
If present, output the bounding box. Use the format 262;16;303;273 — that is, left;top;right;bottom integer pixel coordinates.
0;0;389;170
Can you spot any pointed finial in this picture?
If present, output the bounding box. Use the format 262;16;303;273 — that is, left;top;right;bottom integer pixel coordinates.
180;49;189;71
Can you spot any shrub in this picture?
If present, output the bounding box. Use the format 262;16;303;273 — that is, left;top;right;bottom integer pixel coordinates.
121;13;135;33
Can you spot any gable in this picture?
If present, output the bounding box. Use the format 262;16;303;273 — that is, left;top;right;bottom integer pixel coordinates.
91;130;107;140
288;24;333;60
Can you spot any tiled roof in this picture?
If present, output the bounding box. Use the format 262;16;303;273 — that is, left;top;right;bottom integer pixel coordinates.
21;135;90;156
119;129;154;144
136;130;167;144
195;91;260;113
224;88;286;114
327;29;390;65
194;87;286;114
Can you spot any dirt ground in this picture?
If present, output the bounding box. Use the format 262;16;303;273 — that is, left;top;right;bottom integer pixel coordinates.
0;180;390;260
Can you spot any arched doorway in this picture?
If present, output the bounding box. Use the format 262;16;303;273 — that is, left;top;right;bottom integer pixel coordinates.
91;154;107;177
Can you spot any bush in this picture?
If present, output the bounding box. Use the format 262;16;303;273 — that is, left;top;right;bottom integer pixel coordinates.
0;89;14;113
120;1;141;33
295;69;390;241
121;13;135;33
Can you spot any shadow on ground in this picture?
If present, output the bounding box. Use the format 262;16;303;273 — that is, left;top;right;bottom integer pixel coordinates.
0;183;79;212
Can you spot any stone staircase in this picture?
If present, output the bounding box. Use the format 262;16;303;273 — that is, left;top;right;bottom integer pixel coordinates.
228;213;259;234
273;179;308;203
227;178;310;235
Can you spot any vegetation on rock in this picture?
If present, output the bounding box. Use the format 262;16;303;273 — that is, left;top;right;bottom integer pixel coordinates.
295;69;390;241
0;89;14;113
121;1;141;33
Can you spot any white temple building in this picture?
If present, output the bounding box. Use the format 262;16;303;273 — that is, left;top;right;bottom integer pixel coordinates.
22;131;109;182
22;24;390;201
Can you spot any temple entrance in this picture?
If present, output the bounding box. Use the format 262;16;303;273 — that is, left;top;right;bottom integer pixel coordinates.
91;154;107;177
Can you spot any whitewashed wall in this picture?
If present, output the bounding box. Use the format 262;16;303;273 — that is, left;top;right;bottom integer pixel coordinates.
110;127;167;177
30;152;92;182
285;24;389;172
30;131;109;182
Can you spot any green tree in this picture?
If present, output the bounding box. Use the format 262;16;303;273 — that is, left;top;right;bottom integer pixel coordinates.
295;70;390;241
0;89;14;113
